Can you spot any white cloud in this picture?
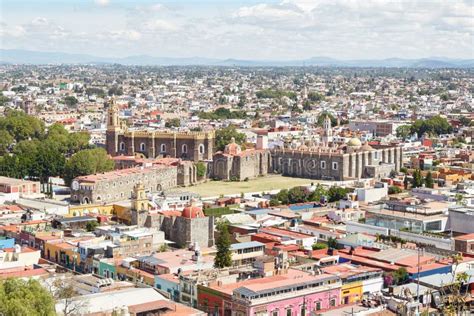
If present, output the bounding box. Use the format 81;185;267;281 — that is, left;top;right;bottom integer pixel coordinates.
1;0;472;59
94;0;110;7
142;19;179;32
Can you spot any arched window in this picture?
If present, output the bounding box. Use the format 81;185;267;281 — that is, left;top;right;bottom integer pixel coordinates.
119;142;125;151
199;144;205;154
182;144;188;154
140;143;146;151
160;144;167;152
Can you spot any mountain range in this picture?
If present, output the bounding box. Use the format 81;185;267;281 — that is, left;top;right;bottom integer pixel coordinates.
1;49;473;68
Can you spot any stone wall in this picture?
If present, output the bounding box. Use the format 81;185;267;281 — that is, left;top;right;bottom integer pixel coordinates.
107;130;214;162
71;167;178;204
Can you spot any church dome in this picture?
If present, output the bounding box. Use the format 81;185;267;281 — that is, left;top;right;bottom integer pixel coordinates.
360;142;374;151
182;199;205;219
224;137;242;155
347;137;362;147
298;144;309;151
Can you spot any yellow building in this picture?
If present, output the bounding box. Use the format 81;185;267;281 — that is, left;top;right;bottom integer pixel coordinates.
340;280;363;304
44;240;81;270
68;204;115;217
323;264;383;305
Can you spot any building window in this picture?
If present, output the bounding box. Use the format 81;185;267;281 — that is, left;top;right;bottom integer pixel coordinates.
330;298;336;307
332;162;338;170
182;144;188;153
199;144;205;154
140;143;146;151
315;302;321;311
374;151;379;160
272;311;278;316
161;144;167;152
286;308;292;316
120;142;125;151
320;161;326;169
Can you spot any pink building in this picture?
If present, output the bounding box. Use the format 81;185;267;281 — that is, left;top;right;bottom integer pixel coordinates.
202;268;341;316
0;176;40;196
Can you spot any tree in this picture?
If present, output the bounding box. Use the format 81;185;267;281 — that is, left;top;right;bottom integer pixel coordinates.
425;171;434;188
165;118;181;128
312;242;328;250
0;278;56;316
86;220;99;232
327;237;338;249
327;186;350;203
67;132;91;154
215;126;246;151
459;116;471;127
288;186;307;204
0;129;14;155
316;112;337;127
308;91;325;102
34;140;66;182
269;198;280;206
51;278;88;316
64;148;114;186
214;221;232;268
64;96;78;107
237;95;246;108
389;186;402;194
392;267;408;285
403;175;409;190
396;125;411;139
275;189;289;205
195;162;206;178
411;169;423;188
0;109;45;142
108;85;123;96
308;184;327;202
410;115;452;137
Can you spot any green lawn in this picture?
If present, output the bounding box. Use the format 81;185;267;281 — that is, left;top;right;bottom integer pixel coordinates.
175;175;316;197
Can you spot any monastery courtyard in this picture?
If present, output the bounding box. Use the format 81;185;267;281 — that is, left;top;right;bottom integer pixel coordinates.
175;174;320;198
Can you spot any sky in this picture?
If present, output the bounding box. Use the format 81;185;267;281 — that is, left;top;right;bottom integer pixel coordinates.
1;0;473;60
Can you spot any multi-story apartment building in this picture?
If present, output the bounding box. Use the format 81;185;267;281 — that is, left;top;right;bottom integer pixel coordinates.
198;269;341;316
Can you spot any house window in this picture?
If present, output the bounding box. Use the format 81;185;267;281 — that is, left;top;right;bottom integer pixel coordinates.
330;298;336;307
199;144;205;154
272;311;278;316
321;161;326;169
332;162;338;170
182;144;188;153
140;143;146;151
286;308;292;316
119;142;125;151
161;144;167;152
315;302;321;311
374;151;379;160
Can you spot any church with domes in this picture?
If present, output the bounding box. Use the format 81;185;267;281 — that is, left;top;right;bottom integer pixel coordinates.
211;116;403;182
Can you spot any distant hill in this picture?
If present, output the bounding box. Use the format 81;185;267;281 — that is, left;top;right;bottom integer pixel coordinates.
1;49;472;68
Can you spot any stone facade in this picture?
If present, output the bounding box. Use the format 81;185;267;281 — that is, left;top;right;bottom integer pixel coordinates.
106;99;214;161
70;166;178;204
271;144;402;181
145;214;215;248
210;139;271;181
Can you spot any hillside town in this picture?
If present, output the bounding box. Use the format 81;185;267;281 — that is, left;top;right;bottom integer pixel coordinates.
0;64;473;316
